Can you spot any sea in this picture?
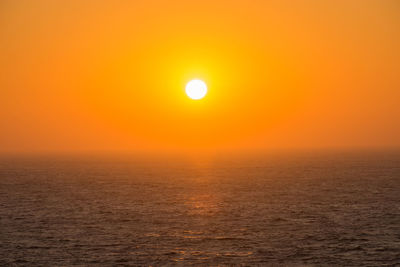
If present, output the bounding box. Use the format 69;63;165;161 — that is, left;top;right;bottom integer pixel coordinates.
0;151;399;266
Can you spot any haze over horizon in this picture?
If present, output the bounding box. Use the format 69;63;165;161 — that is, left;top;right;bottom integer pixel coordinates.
1;0;399;154
1;2;400;265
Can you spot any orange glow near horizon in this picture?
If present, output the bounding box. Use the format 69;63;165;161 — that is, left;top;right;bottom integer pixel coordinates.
1;1;399;154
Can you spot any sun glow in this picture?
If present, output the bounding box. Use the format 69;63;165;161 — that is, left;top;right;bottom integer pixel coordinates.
185;80;207;100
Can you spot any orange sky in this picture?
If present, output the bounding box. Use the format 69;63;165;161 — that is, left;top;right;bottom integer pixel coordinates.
1;0;399;154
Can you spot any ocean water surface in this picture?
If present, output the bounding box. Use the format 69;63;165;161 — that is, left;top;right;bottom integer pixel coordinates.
0;151;399;266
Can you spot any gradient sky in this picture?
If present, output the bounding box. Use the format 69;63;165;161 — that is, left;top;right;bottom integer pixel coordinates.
1;0;399;154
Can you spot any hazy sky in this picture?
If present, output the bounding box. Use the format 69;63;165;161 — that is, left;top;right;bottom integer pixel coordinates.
1;0;399;154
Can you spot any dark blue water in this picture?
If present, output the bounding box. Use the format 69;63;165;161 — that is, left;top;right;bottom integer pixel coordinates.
1;152;399;266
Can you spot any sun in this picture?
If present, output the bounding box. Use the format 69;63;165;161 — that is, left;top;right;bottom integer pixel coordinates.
185;79;207;100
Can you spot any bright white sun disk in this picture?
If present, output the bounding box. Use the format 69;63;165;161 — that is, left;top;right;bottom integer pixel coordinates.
185;79;207;100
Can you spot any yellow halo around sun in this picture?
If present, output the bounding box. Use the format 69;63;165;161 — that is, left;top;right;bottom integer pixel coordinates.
185;79;207;100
